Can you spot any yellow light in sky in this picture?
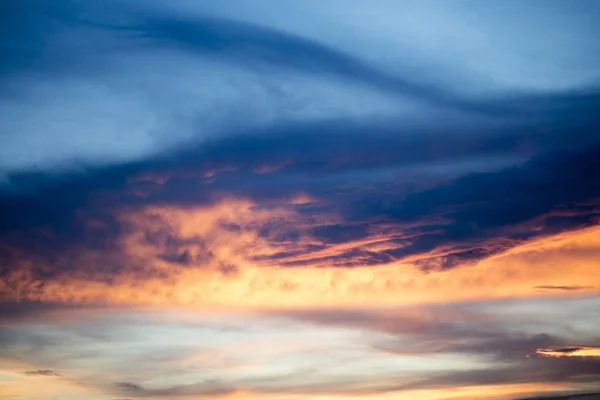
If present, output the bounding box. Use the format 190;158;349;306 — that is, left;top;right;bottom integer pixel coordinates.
537;346;600;358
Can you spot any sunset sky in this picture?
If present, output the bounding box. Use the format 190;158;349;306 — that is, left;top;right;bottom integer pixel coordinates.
1;1;600;399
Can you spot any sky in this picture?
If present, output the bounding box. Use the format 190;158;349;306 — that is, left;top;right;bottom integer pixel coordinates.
1;1;600;399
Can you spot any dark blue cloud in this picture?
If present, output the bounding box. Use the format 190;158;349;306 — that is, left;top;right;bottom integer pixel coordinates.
1;85;598;231
0;0;563;117
2;0;599;176
1;139;599;278
0;0;116;83
129;12;527;117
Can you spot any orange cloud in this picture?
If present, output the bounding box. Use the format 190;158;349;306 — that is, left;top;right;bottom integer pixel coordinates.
537;346;600;358
1;199;600;308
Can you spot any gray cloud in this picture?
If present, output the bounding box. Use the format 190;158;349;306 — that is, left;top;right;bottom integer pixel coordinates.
1;299;599;398
114;382;143;392
23;369;60;376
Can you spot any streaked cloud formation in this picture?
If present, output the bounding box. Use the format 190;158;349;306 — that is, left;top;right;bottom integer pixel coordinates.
1;297;600;399
1;0;599;399
537;347;600;358
22;370;60;376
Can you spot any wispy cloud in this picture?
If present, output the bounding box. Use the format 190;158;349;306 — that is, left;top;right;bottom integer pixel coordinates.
114;382;143;392
23;369;61;376
537;347;600;358
1;298;599;399
534;285;595;291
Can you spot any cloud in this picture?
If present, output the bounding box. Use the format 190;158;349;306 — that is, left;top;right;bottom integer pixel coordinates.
2;0;600;178
3;0;570;117
114;381;143;392
128;7;599;119
1;190;600;307
23;369;60;376
1;298;599;399
537;346;600;358
274;303;600;362
330;142;600;269
2;136;600;284
517;393;600;400
2;0;600;276
534;285;595;291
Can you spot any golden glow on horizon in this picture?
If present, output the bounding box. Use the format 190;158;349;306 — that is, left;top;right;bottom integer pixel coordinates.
1;200;599;308
0;367;576;400
0;370;106;400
